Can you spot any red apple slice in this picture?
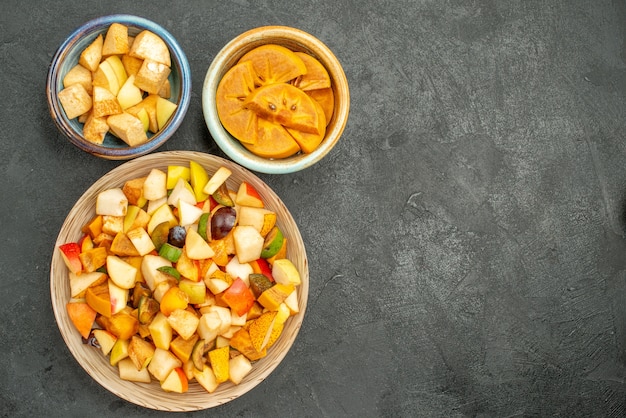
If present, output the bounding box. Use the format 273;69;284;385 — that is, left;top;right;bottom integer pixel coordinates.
235;181;264;208
59;242;83;274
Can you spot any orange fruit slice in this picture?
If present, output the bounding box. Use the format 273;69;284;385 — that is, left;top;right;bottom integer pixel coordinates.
291;52;331;91
216;61;258;144
306;87;334;126
242;118;301;159
286;99;326;154
238;44;306;86
244;83;323;135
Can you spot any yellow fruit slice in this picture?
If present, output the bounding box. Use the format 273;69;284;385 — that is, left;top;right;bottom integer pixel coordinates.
306;87;334;126
216;61;258;144
237;44;306;86
286;99;326;154
291;52;331;91
244;83;323;135
243;118;301;159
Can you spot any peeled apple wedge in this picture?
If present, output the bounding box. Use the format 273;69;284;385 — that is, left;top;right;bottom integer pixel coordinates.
237;44;306;86
244;83;323;135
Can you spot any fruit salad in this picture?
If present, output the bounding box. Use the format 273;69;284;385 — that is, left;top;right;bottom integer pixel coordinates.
58;160;301;394
215;44;334;158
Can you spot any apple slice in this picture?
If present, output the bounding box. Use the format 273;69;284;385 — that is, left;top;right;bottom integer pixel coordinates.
179;278;207;304
104;55;128;87
96;188;128;217
229;354;252;385
148;347;182;382
233;225;264;263
108;279;129;315
271;258;301;286
127;94;159;133
235;181;264;208
140;254;172;291
203;166;232;195
237;206;276;235
69;271;107;298
197;311;221;342
225;256;254;286
167;178;196;207
59;242;83;274
156;96;177;130
177;200;202;227
93;60;120;96
161;367;188;393
92;329;118;356
185;227;215;259
117;74;143;109
118;357;152;383
148;312;173;350
143;168;168;201
283;288;299;315
126;227;156;256
193;364;219;393
167;308;200;340
109;337;130;366
147;204;177;236
107;255;137;289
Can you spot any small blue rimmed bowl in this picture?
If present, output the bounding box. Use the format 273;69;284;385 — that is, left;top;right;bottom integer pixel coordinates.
46;14;191;160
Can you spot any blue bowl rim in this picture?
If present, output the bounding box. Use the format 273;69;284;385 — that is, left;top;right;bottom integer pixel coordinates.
46;14;191;160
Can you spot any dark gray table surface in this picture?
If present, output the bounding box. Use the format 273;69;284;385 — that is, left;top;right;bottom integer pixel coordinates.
1;0;625;416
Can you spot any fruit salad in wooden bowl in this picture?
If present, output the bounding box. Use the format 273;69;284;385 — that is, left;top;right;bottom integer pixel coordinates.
50;151;308;411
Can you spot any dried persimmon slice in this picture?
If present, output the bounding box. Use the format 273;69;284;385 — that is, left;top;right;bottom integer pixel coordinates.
216;61;258;144
237;44;306;86
244;83;323;135
291;52;331;91
242;118;301;159
306;87;334;127
287;99;326;154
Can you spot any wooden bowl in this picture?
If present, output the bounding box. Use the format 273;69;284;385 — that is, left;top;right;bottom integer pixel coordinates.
50;151;308;411
202;26;350;174
46;15;191;160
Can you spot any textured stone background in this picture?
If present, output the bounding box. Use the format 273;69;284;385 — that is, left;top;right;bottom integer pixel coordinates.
1;0;625;416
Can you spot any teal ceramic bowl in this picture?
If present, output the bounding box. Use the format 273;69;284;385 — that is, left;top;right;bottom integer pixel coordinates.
46;14;191;160
202;26;350;174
